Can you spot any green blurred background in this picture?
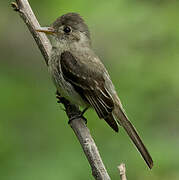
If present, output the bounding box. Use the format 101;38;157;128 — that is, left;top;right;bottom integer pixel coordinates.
1;0;179;179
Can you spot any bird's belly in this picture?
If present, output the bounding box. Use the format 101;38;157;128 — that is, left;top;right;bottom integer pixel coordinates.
56;82;86;107
48;49;88;107
49;67;87;107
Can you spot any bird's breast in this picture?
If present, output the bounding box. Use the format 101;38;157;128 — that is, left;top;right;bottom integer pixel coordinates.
48;48;88;107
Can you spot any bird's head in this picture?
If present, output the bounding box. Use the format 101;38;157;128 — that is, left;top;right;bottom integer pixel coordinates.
36;13;91;47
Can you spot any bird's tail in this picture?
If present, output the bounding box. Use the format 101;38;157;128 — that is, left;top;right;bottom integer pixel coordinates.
113;98;153;169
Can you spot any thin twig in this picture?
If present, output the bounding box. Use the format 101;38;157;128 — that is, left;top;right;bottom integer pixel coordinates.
118;163;127;180
11;0;51;65
11;0;111;179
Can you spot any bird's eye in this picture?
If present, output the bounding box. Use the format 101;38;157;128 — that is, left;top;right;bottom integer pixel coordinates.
63;26;71;33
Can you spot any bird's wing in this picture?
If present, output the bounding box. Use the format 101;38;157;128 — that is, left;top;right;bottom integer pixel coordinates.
60;51;118;132
60;51;153;168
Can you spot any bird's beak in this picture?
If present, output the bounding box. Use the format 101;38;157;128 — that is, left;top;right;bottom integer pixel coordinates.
36;27;56;35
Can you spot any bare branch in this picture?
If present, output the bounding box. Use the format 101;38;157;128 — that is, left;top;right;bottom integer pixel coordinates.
118;163;127;180
11;0;51;65
11;0;111;179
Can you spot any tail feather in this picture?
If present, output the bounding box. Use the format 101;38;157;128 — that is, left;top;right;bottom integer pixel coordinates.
104;114;119;132
113;101;153;169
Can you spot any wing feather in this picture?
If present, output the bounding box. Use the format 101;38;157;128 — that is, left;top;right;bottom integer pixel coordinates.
60;51;118;131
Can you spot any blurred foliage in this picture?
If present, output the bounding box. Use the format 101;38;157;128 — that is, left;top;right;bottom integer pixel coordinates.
1;0;179;179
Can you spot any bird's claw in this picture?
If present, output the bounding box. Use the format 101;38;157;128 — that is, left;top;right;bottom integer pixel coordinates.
56;91;66;104
68;114;87;124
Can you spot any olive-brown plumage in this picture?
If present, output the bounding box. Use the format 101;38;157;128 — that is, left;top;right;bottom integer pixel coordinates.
37;13;153;169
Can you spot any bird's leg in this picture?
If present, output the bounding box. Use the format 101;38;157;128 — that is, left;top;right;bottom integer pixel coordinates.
56;90;64;103
56;90;69;104
56;91;66;111
68;107;89;124
56;90;88;124
81;107;89;116
56;91;69;111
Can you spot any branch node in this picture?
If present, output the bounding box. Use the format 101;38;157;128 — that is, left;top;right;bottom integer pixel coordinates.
118;163;127;180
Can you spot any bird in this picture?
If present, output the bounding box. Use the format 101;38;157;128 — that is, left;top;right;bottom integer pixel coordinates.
36;12;153;169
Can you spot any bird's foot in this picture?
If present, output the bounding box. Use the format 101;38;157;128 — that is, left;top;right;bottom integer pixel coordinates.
68;107;88;124
56;91;69;104
68;114;87;124
56;90;88;124
56;91;62;103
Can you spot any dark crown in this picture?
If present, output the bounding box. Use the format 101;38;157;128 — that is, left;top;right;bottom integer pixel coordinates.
52;13;90;39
